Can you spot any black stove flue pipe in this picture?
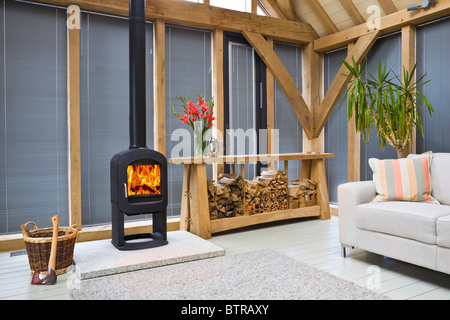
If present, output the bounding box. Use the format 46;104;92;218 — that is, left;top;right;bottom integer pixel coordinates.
129;0;146;149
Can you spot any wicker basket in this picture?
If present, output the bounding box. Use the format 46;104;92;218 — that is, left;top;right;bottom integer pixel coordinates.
22;221;78;275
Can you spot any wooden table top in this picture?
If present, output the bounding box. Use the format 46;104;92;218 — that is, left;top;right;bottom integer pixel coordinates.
168;152;334;164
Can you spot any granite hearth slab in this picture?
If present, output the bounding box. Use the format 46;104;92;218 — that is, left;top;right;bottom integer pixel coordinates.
73;230;225;280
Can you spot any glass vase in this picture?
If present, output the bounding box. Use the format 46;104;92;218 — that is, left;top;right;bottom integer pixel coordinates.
193;120;206;157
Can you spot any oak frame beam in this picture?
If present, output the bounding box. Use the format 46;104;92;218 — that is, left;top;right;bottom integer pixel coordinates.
67;6;82;229
153;19;166;155
38;0;318;44
242;30;314;140
314;31;381;137
314;0;450;52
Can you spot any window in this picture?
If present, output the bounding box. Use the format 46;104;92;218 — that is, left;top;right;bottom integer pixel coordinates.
324;48;348;203
0;0;68;234
360;32;400;180
273;42;302;182
416;17;450;153
211;0;252;12
166;25;212;217
79;13;154;226
210;0;267;15
223;33;266;179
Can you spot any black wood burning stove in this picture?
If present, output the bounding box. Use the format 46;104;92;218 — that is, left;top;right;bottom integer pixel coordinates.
110;0;168;250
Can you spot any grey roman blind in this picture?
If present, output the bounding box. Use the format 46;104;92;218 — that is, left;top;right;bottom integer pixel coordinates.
360;33;400;181
79;13;154;226
273;42;302;182
324;48;348;204
165;25;212;217
416;17;450;153
0;0;68;234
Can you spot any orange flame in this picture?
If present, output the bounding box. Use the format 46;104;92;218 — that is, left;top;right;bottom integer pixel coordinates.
127;164;161;196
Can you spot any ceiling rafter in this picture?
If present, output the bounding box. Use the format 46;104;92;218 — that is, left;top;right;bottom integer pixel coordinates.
338;0;365;25
305;0;339;35
258;0;289;19
276;0;301;21
314;0;450;52
377;0;398;14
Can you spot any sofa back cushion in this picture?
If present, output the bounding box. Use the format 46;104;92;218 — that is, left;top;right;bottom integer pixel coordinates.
369;155;437;203
428;153;450;205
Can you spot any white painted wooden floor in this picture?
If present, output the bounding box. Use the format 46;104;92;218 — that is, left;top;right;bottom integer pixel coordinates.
1;216;450;300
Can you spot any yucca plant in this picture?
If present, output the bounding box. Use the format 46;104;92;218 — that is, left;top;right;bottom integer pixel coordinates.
339;57;434;158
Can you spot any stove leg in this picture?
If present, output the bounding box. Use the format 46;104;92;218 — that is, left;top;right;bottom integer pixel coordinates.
111;204;125;248
152;209;167;240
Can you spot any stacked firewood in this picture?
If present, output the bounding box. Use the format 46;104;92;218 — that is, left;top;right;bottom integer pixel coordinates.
288;178;317;209
207;173;245;220
245;170;288;215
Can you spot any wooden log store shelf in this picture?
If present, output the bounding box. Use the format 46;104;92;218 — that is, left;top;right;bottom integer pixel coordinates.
169;153;334;239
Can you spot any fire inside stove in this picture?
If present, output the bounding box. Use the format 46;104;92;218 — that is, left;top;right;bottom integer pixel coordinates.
127;164;161;197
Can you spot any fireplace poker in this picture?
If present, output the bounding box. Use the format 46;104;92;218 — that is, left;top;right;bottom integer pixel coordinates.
31;215;59;285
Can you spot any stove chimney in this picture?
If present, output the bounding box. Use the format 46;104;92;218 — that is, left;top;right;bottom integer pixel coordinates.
129;0;146;149
110;0;168;250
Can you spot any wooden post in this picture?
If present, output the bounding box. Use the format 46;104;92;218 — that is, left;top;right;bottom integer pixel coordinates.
402;24;416;156
302;42;324;153
311;159;331;220
154;19;166;155
179;165;191;231
251;0;258;15
188;164;211;239
212;29;224;180
67;5;82;229
347;42;361;182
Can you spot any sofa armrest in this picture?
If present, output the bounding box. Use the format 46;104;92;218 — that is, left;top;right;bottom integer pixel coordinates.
338;180;376;248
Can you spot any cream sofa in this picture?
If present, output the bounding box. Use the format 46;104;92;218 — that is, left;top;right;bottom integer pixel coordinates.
338;153;450;275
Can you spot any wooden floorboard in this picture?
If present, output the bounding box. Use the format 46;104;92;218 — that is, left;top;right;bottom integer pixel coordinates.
1;216;450;300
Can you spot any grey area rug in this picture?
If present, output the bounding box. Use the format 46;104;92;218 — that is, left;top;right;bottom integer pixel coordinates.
71;249;389;300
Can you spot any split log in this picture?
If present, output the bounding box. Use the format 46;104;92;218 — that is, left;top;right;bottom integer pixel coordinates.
245;171;288;215
288;178;317;208
208;173;244;220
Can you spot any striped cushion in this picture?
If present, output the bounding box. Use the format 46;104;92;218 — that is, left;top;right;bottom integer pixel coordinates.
369;155;439;203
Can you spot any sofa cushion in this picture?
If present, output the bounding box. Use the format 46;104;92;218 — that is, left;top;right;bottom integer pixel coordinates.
356;201;450;245
429;153;450;205
437;215;450;248
369;155;437;203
